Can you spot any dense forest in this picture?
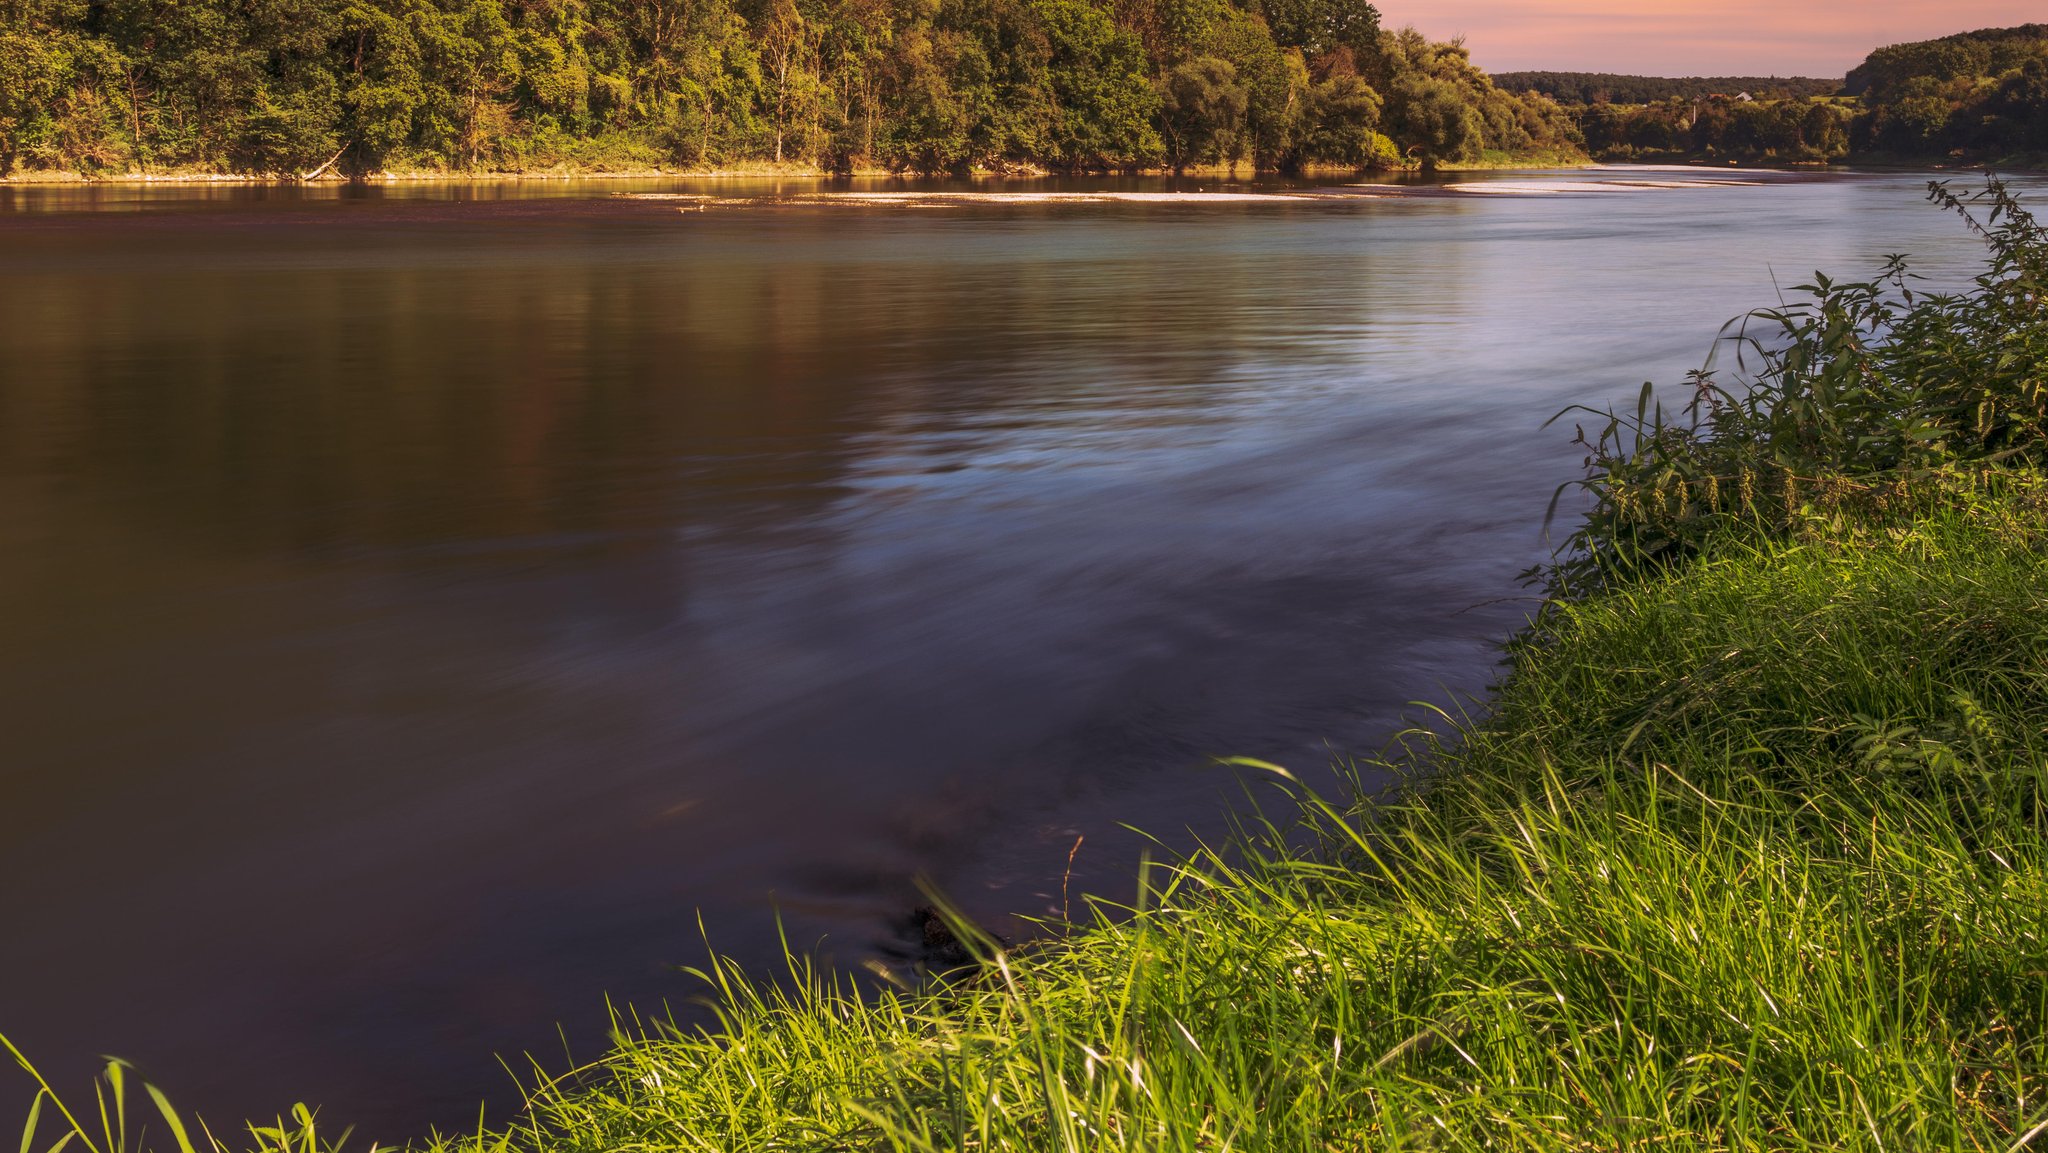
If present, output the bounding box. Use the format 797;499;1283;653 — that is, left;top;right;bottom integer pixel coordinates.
1847;24;2048;158
1571;94;1855;163
1489;72;1839;105
1551;25;2048;164
0;0;1581;177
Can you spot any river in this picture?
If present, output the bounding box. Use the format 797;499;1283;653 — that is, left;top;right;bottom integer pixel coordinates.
0;168;2031;1137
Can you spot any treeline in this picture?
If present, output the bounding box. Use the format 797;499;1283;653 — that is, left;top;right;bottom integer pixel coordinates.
1544;24;2048;165
1490;71;1839;105
0;0;1581;177
1574;94;1854;163
1847;24;2048;159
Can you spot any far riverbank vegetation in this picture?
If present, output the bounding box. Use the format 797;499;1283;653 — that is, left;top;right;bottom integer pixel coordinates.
1535;24;2048;167
9;173;2048;1149
0;0;1580;179
4;4;2041;180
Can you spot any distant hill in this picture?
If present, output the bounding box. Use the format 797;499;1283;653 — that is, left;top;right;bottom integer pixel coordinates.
1845;24;2048;157
1548;24;2048;165
1490;72;1841;105
1844;24;2048;97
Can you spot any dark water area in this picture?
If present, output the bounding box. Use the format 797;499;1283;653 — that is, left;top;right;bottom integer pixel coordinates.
0;169;2033;1138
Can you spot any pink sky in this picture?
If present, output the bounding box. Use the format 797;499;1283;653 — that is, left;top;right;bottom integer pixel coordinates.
1384;1;2045;77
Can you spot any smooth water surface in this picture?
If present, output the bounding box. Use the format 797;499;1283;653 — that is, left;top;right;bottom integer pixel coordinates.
0;169;2029;1136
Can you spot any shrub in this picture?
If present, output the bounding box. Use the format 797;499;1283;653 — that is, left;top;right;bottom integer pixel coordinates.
1546;175;2048;592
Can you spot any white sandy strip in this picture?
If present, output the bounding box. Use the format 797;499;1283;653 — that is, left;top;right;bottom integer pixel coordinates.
1608;179;1768;188
618;193;714;200
1586;163;1755;174
792;190;1315;204
1445;178;1766;195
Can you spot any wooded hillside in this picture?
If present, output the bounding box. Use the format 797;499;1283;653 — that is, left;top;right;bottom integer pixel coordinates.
0;0;1581;176
1533;25;2048;165
1846;24;2048;158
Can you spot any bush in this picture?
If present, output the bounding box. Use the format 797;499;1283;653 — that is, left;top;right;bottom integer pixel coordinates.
1546;175;2048;591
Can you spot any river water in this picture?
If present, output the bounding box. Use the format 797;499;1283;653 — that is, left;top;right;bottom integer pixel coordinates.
0;168;2030;1137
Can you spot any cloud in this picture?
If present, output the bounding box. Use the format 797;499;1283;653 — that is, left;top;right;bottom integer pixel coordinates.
1381;1;2046;75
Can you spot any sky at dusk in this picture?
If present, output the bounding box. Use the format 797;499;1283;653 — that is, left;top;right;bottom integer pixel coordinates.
1384;1;2046;77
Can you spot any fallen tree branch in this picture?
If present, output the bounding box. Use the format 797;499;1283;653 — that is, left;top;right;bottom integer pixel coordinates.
298;143;349;182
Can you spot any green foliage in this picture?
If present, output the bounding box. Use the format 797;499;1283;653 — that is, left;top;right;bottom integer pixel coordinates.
1845;24;2048;103
1360;27;1578;169
1200;8;1290;167
1537;25;2045;165
1572;93;1854;163
1157;54;1243;168
1383;73;1479;167
1491;71;1843;104
1028;0;1162;169
1849;23;2048;161
1982;57;2048;154
1547;176;2048;590
0;26;73;173
1250;0;1374;59
0;0;1584;175
1291;71;1380;168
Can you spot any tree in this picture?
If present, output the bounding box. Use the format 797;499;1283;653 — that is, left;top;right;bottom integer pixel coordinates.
1982;56;2048;152
813;0;892;167
0;2;81;173
1871;75;1958;153
416;0;520;168
1384;72;1478;166
1205;8;1289;166
511;0;597;130
1290;69;1378;167
229;0;345;172
1254;0;1373;58
1029;0;1160;169
879;19;987;173
757;0;821;161
331;0;431;173
1157;54;1242;169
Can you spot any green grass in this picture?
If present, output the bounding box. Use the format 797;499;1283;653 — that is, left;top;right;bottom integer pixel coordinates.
16;477;2048;1152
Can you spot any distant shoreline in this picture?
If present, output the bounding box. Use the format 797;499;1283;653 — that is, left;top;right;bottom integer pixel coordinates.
0;155;1596;188
11;157;2036;190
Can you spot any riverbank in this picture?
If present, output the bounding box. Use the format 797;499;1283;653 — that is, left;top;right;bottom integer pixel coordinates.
1581;151;2048;173
8;177;2045;1151
0;162;897;184
1848;151;2048;173
0;152;1591;187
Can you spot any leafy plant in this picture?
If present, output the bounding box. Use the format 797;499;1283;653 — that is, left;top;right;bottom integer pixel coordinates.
1545;174;2048;593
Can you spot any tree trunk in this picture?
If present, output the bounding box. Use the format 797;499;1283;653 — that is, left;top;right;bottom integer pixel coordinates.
125;69;145;169
774;65;787;162
300;142;350;181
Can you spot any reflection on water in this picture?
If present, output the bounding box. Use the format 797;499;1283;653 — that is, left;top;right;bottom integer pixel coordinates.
0;171;2028;1137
